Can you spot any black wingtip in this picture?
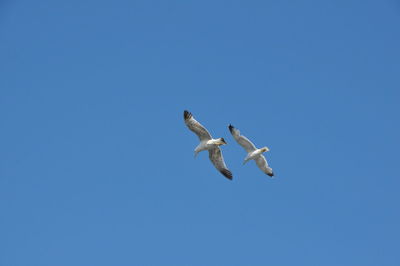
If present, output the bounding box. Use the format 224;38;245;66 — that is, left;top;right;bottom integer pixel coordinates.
221;169;233;180
228;124;234;134
183;110;192;120
267;172;274;177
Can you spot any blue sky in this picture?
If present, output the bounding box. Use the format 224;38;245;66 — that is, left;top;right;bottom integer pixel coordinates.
1;0;399;265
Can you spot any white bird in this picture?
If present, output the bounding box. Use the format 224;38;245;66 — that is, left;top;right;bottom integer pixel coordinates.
229;124;274;177
184;110;233;180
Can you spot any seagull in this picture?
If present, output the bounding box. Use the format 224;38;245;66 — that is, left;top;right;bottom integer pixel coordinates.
183;110;233;180
229;124;274;177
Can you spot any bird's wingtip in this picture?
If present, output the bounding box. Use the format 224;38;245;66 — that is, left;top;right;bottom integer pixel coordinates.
228;124;234;133
221;169;233;180
183;110;192;120
267;172;274;177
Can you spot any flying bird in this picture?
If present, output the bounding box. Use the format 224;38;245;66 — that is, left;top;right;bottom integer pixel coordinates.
183;110;233;180
229;124;274;177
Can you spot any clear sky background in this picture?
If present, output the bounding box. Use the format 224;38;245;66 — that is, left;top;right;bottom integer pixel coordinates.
1;1;399;265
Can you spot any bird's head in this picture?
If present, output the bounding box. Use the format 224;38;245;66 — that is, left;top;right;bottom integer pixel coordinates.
261;147;270;153
217;138;227;146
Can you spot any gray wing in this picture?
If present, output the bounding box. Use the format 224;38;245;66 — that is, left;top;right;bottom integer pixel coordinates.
255;155;274;177
208;147;233;180
184;110;212;141
228;124;257;152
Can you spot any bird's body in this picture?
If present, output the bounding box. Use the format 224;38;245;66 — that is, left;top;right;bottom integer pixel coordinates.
194;139;226;155
244;148;266;163
183;110;232;180
229;124;274;177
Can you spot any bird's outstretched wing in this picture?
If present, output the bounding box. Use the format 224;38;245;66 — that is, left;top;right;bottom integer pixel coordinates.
228;124;257;152
184;110;212;141
208;147;233;180
255;155;274;177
